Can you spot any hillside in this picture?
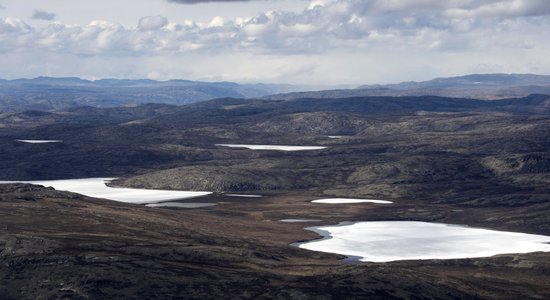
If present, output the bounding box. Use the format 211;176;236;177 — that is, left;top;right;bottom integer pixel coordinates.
3;183;550;298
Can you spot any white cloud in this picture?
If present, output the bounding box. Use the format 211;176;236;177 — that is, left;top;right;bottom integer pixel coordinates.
138;16;168;31
207;16;225;27
308;0;326;10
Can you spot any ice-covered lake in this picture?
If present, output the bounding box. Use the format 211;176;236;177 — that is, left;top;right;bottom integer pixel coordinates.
216;144;327;151
312;198;393;204
225;194;263;198
16;140;62;144
146;202;217;208
0;178;211;204
280;219;322;223
297;221;550;263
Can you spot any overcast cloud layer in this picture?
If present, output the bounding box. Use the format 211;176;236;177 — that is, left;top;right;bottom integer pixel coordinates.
0;0;549;84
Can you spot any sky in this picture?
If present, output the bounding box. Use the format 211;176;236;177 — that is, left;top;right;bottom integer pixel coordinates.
0;0;549;85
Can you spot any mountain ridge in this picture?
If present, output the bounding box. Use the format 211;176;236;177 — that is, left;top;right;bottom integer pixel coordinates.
359;73;550;89
2;73;550;112
0;77;310;112
265;73;550;101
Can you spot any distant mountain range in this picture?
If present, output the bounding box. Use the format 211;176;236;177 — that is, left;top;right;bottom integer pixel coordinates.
265;73;550;101
1;74;550;112
0;77;308;112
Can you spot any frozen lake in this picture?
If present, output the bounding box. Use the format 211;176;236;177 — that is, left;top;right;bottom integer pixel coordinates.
146;202;217;209
216;144;327;151
280;219;322;223
312;198;393;204
16;140;62;144
225;194;263;198
0;178;211;204
297;221;550;262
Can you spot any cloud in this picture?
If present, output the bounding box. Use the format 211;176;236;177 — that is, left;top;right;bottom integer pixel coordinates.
450;0;550;18
31;10;56;21
0;0;550;83
0;0;549;57
0;4;5;10
138;16;169;31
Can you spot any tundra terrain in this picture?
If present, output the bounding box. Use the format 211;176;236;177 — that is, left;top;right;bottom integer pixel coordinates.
1;94;550;298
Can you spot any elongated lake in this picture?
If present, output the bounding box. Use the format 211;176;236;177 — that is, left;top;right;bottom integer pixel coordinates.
312;198;393;204
0;178;211;204
16;140;62;144
216;144;327;151
146;202;217;208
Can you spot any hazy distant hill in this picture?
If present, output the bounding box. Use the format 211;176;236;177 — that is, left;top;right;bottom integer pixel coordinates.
0;77;305;112
265;73;550;100
3;74;550;112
